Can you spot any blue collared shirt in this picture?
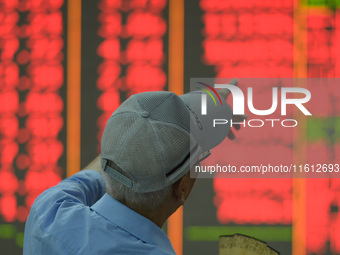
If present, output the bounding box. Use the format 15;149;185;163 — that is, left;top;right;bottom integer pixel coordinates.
23;170;176;255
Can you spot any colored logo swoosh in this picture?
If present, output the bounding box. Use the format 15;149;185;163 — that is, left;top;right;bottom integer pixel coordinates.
196;82;223;106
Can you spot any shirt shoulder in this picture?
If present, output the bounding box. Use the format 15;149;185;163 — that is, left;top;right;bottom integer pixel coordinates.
24;171;176;255
24;170;106;255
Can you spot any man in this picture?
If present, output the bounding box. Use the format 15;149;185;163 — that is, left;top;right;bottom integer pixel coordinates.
24;86;243;254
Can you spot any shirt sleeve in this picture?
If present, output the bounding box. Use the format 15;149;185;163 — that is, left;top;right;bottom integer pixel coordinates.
52;170;106;206
24;170;106;255
36;170;105;206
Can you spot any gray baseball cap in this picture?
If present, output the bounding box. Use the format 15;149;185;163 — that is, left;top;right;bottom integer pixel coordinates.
101;91;232;193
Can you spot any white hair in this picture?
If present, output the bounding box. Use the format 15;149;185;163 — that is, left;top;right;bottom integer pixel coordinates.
102;171;173;212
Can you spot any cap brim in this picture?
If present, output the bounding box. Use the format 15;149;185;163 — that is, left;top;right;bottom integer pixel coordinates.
180;91;232;153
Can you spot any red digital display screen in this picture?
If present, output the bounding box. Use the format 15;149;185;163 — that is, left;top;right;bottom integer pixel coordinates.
200;0;340;254
96;0;167;147
0;0;64;246
1;0;339;254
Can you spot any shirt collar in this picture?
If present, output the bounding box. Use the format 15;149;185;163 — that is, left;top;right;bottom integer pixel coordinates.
91;193;175;253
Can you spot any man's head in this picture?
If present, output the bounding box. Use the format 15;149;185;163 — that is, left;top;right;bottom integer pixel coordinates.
102;165;197;224
100;91;232;224
101;92;199;193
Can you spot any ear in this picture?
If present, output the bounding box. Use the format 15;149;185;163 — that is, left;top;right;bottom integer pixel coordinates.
173;173;196;206
173;176;187;206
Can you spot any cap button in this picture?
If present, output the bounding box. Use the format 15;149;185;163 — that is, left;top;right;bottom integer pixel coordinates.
141;111;150;118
